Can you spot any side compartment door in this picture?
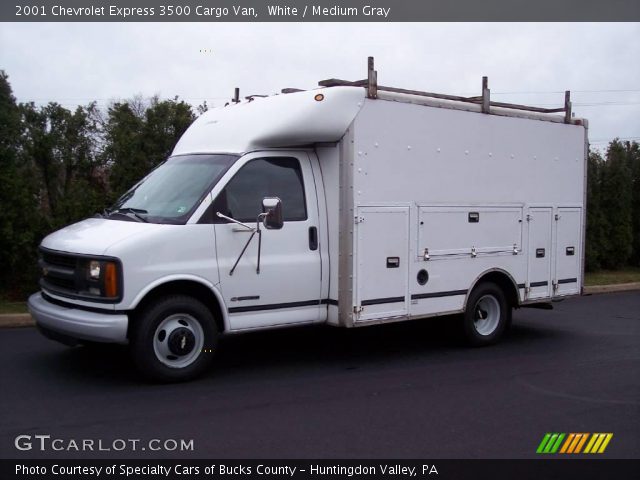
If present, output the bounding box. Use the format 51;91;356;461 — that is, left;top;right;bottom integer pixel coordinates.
554;207;582;296
355;206;409;322
212;152;322;330
527;207;553;300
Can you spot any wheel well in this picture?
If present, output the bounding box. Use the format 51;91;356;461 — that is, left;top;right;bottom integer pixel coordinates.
129;281;225;337
470;271;520;309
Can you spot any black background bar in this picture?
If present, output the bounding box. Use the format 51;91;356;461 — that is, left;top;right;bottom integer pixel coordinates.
3;459;639;480
3;0;640;22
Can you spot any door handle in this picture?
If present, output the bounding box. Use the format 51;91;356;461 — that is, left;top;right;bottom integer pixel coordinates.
308;226;318;251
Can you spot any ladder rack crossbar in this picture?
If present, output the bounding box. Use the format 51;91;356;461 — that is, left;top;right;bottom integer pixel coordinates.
317;57;571;121
317;79;568;115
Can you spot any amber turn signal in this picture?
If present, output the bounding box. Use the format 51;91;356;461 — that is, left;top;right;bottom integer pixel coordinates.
104;262;119;298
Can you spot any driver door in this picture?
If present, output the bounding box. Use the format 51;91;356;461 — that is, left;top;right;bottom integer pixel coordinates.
211;152;323;331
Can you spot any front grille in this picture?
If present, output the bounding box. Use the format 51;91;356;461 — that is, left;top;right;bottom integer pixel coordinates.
39;248;82;296
41;250;77;269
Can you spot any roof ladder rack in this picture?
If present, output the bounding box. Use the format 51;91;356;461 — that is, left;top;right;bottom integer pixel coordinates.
318;56;575;122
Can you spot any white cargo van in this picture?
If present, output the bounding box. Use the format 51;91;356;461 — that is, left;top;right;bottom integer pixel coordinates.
29;59;588;381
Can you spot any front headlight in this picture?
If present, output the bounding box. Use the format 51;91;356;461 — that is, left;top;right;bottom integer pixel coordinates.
89;260;101;279
82;259;121;299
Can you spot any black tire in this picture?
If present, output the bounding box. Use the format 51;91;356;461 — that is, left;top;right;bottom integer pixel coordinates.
462;282;509;347
131;295;218;382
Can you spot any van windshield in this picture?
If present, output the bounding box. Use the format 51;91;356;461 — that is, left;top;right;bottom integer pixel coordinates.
109;154;238;224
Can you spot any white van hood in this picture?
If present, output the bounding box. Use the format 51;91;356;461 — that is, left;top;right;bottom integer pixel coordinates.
41;218;163;256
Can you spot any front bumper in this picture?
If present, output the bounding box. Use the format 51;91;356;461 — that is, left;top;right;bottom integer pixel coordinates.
28;292;129;344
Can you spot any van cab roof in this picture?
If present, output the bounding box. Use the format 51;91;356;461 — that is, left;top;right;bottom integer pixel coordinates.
172;86;366;155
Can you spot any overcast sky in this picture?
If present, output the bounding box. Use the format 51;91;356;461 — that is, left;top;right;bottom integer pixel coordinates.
1;22;638;149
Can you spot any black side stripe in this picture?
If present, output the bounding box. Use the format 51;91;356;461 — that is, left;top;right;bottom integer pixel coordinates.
229;298;338;314
519;280;577;288
231;295;260;302
361;296;405;306
411;289;468;300
229;299;322;314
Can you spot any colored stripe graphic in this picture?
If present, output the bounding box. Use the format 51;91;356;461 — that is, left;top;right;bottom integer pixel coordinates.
567;433;582;453
583;434;598;453
598;434;613;453
584;433;614;454
593;434;606;453
559;433;575;453
544;433;559;453
574;433;589;453
536;433;565;454
539;433;613;454
536;433;552;454
550;433;565;453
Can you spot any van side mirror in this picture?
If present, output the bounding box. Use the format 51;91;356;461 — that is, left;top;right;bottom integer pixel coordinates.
262;197;283;230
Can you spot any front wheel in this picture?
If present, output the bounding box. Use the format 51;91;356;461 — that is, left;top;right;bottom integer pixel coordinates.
462;282;509;346
131;295;218;382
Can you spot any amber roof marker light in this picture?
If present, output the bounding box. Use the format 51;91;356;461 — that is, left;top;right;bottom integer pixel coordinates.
314;93;324;102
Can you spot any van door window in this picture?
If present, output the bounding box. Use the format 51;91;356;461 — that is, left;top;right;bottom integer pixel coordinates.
211;157;307;223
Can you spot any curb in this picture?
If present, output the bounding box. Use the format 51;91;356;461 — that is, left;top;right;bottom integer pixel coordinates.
583;282;640;295
0;313;34;329
0;282;638;330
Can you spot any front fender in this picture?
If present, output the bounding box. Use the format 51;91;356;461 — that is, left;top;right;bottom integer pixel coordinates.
127;274;230;332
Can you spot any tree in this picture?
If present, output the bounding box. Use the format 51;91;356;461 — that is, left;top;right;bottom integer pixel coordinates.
0;72;44;295
21;101;105;229
585;150;606;271
105;96;195;200
102;101;146;200
141;96;195;172
599;139;633;269
626;141;640;266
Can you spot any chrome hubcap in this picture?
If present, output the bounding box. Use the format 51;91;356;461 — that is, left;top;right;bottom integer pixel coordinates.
153;314;203;368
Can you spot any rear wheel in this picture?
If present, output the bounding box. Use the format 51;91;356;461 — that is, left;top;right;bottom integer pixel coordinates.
131;295;218;382
462;282;509;346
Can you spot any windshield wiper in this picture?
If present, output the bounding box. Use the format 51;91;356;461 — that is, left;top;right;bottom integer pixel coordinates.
112;207;149;223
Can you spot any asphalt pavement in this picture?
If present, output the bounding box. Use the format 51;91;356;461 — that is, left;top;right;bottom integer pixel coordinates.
0;291;638;459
